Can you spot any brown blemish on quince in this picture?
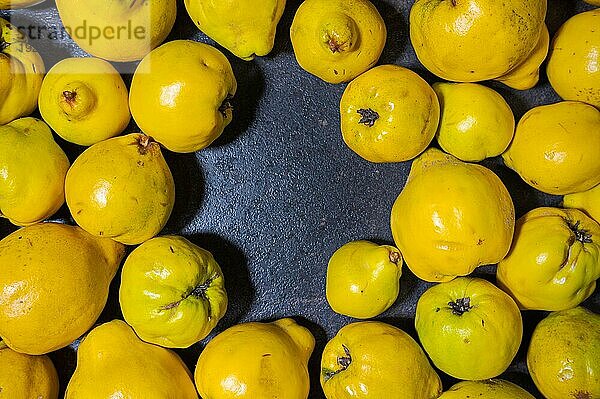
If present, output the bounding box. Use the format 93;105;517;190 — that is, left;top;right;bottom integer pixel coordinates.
572;391;591;399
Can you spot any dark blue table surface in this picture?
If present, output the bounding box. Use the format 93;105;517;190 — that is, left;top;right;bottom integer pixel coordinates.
1;1;598;397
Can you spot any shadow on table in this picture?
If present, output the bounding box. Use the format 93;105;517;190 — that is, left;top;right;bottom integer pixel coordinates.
188;232;255;329
162;151;206;234
294;316;328;399
212;60;265;148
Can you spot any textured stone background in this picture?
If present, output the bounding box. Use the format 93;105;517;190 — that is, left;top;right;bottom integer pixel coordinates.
1;0;598;397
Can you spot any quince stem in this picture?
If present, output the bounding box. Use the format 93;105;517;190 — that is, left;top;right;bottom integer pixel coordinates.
323;344;352;382
327;36;346;53
568;220;593;244
448;297;472;316
135;134;156;155
189;275;216;299
357;108;379;127
161;275;217;312
0;36;8;52
62;90;77;106
219;95;234;118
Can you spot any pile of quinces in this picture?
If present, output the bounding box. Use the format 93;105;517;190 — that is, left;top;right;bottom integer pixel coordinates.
0;0;599;398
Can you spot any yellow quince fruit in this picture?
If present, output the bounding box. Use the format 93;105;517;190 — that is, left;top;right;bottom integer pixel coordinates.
391;148;515;282
326;240;402;319
65;133;175;245
55;0;176;62
290;0;386;84
0;118;69;226
340;65;440;163
38;57;130;146
409;0;547;86
563;184;600;223
120;235;228;348
0;223;125;355
497;207;600;311
547;10;600;108
434;82;515;162
65;320;198;399
195;318;314;399
503;101;600;195
0;345;58;399
184;0;286;60
130;40;237;153
415;277;523;380
321;321;442;399
439;380;535;399
527;307;600;399
0;17;45;124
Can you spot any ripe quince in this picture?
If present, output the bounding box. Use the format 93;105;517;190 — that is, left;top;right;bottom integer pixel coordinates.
290;0;386;83
184;0;286;60
415;277;523;380
391;148;515;282
503;101;600;195
340;65;439;163
130;40;237;153
38;57;130;146
0;118;69;226
65;320;198;399
195;318;314;399
326;240;403;319
0;223;124;354
497;207;600;311
65;134;175;245
321;321;442;399
120;235;228;348
547;10;600;108
528;307;600;399
410;0;547;88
